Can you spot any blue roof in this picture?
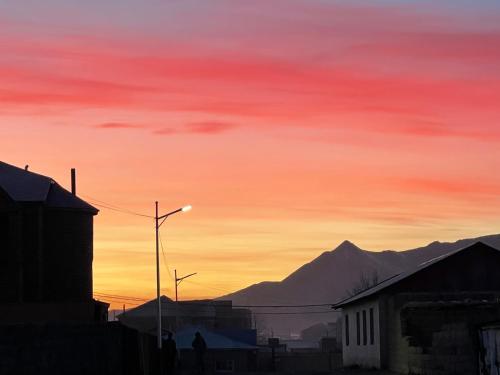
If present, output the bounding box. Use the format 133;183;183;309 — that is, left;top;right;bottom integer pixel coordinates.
169;326;257;350
0;161;97;213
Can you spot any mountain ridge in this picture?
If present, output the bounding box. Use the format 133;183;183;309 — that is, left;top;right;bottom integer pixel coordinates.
219;234;500;335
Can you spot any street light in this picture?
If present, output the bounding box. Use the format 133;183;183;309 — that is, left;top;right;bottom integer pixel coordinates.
155;201;192;350
174;269;197;302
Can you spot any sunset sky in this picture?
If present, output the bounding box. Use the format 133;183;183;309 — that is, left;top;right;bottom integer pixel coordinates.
2;1;500;307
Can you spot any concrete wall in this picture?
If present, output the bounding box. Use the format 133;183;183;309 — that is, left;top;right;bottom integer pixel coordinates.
0;322;142;375
407;322;475;375
342;298;381;368
383;294;500;374
384;297;409;373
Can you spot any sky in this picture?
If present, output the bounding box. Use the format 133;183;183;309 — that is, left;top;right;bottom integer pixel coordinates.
1;1;500;307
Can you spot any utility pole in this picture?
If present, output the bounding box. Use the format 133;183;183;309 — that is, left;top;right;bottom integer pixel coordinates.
174;269;197;302
154;202;192;351
155;201;161;350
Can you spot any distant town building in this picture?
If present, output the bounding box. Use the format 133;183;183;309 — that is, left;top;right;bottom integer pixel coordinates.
300;322;337;342
0;161;107;323
335;242;500;374
117;296;252;334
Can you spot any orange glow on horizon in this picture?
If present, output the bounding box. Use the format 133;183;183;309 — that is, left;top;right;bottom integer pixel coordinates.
1;1;500;308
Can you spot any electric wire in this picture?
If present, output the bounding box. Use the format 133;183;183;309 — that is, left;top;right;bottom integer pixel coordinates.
81;194;154;218
94;292;337;309
86;197;337;313
159;229;175;281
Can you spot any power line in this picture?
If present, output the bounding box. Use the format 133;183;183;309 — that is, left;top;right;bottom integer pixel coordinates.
168;302;335;308
159;229;175;281
253;311;339;315
94;293;338;309
94;297;143;306
233;304;334;308
81;194;154;218
184;279;233;294
93;292;148;301
94;296;337;315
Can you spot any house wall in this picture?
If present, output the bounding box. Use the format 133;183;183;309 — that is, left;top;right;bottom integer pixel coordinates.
43;209;94;302
0;202;94;305
342;298;381;368
403;302;500;375
384;296;409;374
384;293;500;374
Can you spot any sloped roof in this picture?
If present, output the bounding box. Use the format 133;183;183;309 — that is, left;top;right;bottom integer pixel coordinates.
334;242;500;308
172;326;257;350
0;161;97;213
118;296;216;319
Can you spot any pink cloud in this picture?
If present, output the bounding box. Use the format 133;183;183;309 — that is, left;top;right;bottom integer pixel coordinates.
0;2;498;142
364;121;500;143
394;177;500;196
154;121;237;135
185;121;237;134
353;31;500;64
94;122;142;130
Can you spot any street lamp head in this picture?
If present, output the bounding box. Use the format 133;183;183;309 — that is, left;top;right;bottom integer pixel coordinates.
182;205;192;212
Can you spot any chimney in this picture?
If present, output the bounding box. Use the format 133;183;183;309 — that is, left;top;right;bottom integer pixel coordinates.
71;168;76;195
25;165;29;171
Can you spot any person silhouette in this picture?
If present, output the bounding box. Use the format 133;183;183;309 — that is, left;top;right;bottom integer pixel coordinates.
191;331;207;375
163;332;177;375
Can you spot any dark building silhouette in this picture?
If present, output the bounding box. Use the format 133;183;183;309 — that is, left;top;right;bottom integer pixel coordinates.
0;161;107;322
118;296;252;334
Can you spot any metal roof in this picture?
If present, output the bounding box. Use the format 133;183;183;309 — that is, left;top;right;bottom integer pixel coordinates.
334;242;500;308
172;326;257;350
0;161;97;213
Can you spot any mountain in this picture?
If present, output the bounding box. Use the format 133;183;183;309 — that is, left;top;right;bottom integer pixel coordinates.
219;234;500;336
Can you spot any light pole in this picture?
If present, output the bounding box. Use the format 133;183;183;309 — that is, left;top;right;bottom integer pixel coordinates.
174;269;197;302
155;202;192;350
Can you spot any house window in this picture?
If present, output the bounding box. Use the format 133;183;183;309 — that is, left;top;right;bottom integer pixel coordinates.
356;311;360;345
362;310;367;345
370;308;374;345
345;314;349;346
215;359;235;372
